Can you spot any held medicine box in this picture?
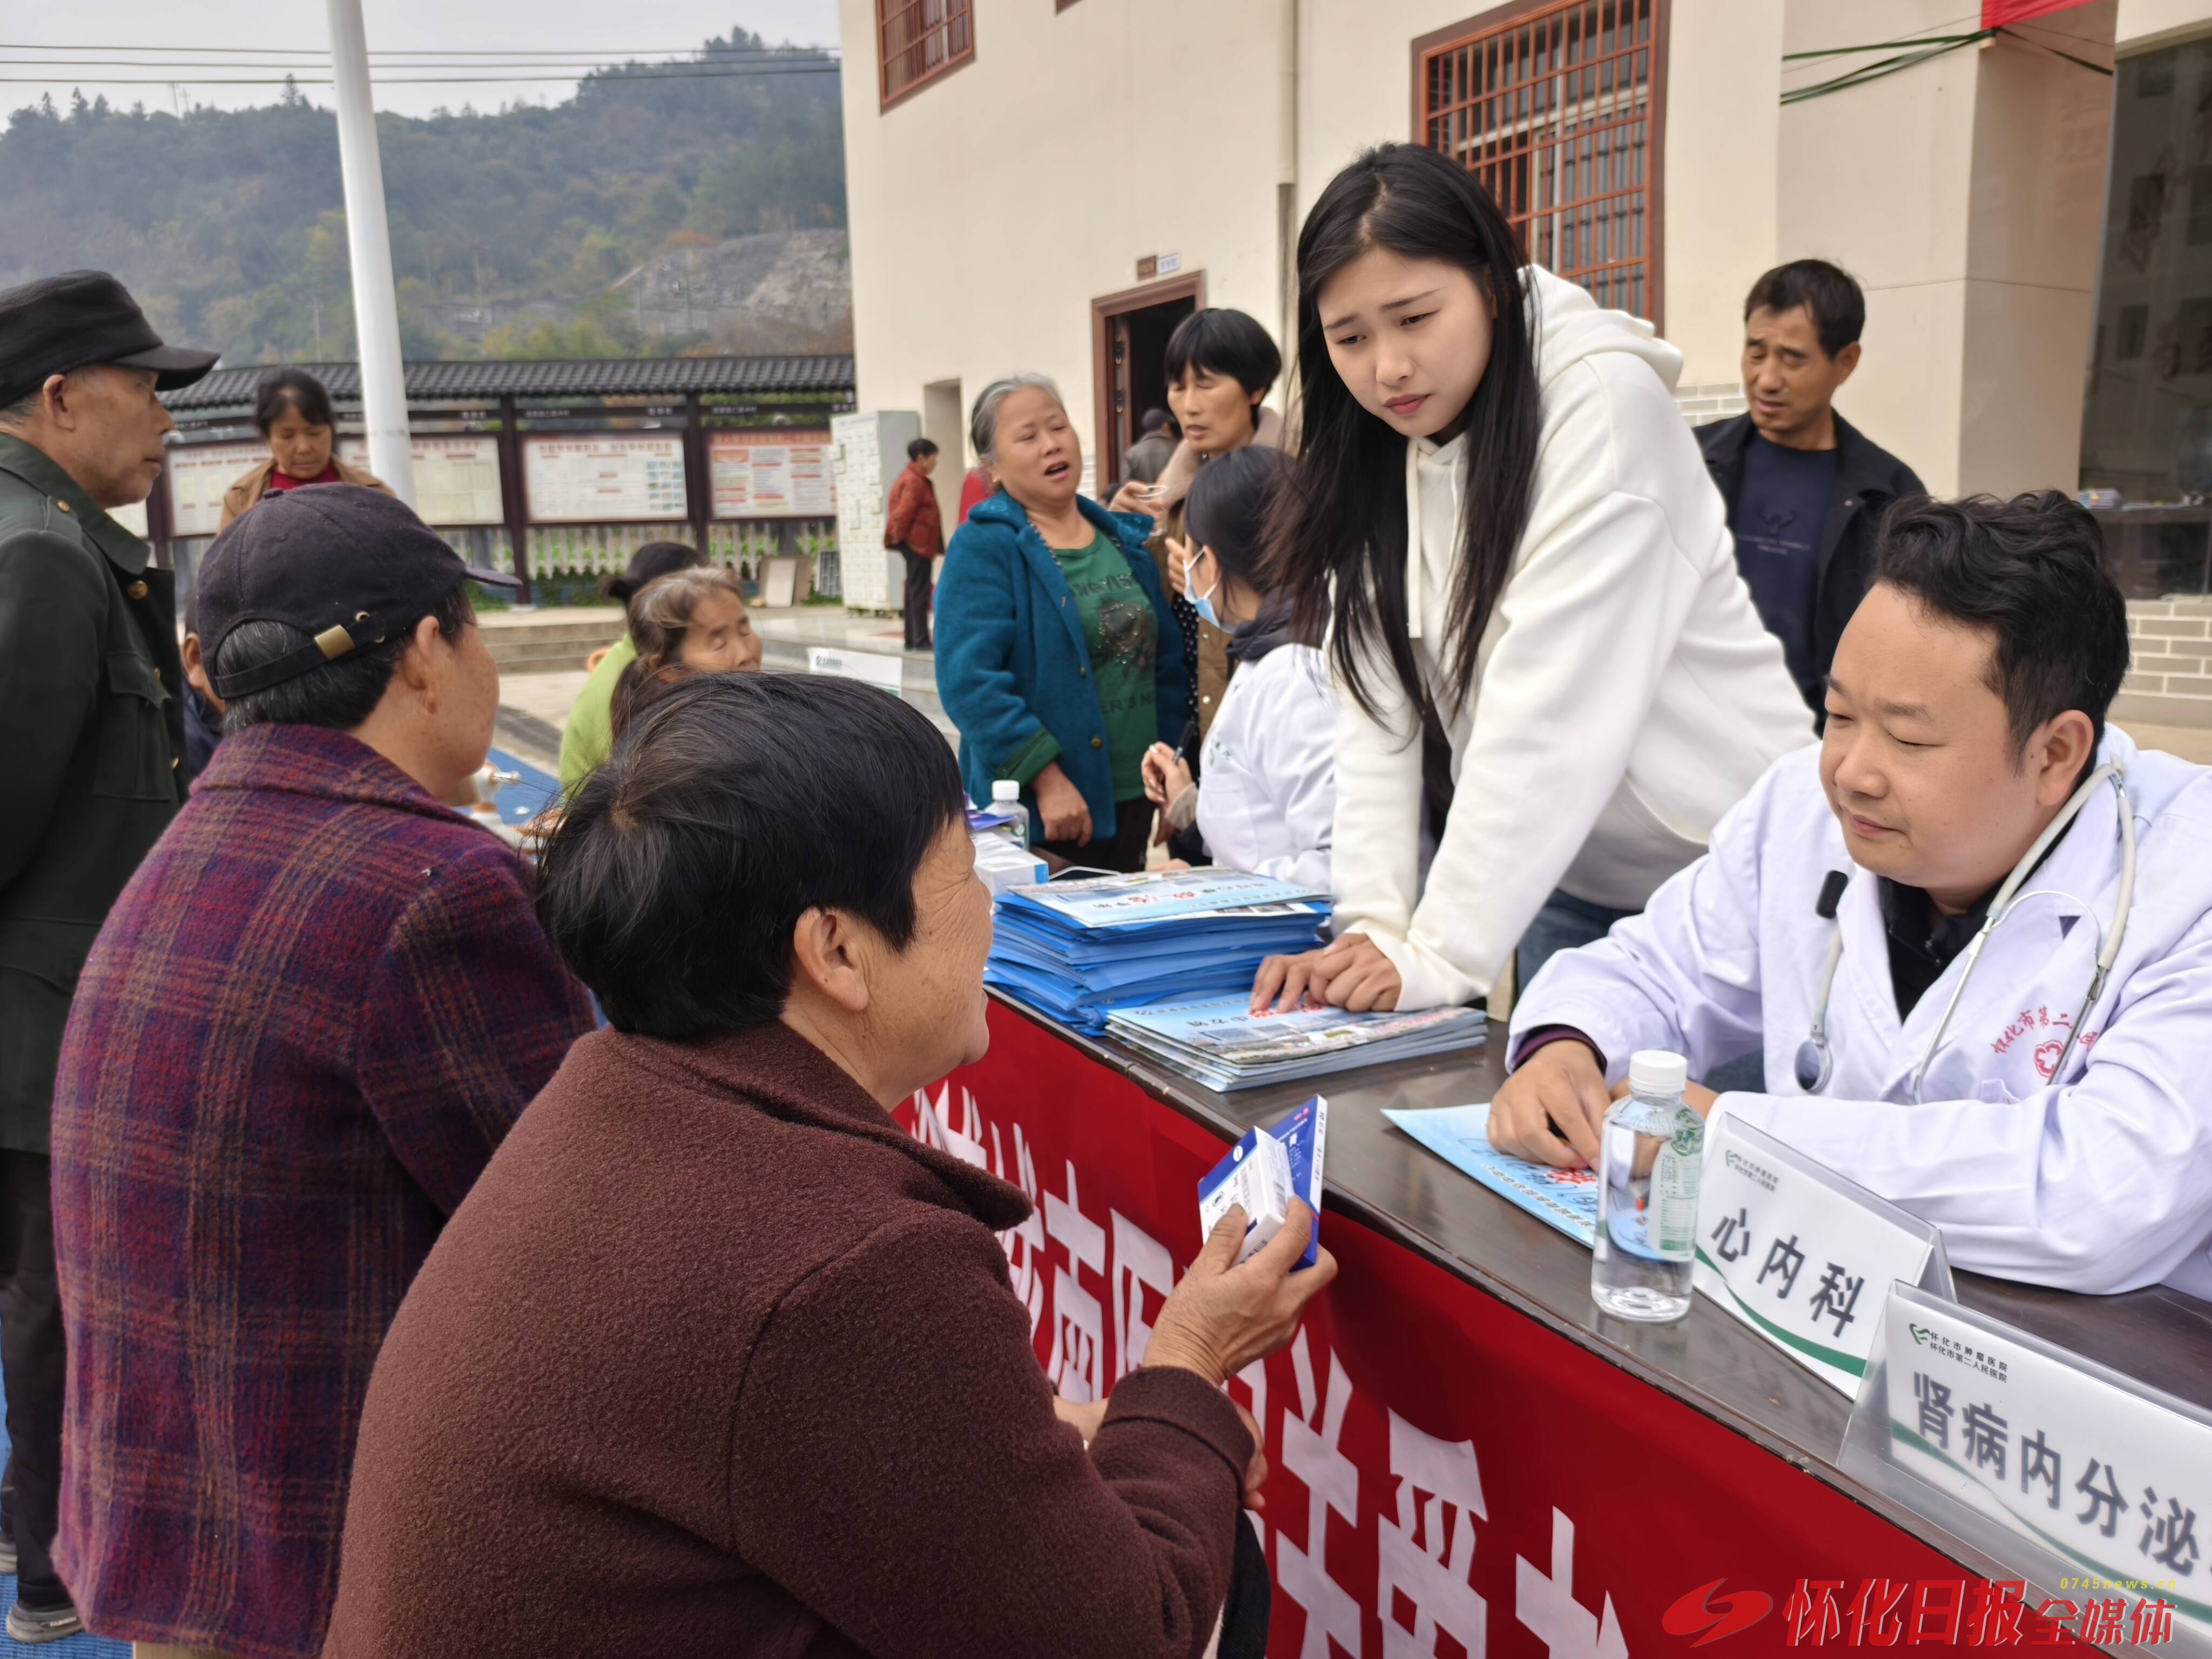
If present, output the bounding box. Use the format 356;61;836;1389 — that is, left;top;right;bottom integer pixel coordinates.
1196;1096;1327;1269
1197;1129;1294;1266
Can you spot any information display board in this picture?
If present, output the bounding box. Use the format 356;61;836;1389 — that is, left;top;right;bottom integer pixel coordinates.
522;434;685;522
338;436;503;525
832;410;918;613
166;442;267;538
710;429;833;518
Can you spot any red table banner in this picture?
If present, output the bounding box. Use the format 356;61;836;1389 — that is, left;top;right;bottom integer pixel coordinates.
898;1005;2093;1654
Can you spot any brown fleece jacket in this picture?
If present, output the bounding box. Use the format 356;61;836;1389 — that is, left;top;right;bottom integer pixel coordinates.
321;1019;1250;1659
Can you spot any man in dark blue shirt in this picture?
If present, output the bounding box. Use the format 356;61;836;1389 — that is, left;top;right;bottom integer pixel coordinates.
1698;260;1924;713
1732;435;1837;694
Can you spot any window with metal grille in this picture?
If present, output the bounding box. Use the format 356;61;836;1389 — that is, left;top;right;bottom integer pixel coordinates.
1416;0;1665;322
879;0;974;110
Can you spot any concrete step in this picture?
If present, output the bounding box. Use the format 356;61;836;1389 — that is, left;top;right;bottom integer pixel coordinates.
488;639;607;672
480;613;624;674
480;614;624;642
480;603;624;624
484;613;622;632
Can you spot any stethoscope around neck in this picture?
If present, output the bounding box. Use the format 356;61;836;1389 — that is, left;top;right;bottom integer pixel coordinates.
1793;763;2137;1102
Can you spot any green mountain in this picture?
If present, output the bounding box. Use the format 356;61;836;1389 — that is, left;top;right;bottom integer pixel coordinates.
0;31;847;364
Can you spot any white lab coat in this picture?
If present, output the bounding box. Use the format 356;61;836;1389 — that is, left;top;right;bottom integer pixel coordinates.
1197;642;1333;892
1509;729;2212;1297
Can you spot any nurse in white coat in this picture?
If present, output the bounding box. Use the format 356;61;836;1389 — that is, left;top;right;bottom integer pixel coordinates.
1497;493;2212;1296
1142;446;1335;891
1252;143;1810;1018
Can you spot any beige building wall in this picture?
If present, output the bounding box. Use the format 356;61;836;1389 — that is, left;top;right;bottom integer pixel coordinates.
1656;0;1783;389
1296;0;1494;212
840;0;2137;495
1778;0;2115;497
1294;0;1779;390
2120;0;2212;51
840;0;1782;471
837;0;1290;487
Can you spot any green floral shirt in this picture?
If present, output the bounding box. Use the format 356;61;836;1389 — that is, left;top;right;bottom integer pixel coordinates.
1053;532;1157;803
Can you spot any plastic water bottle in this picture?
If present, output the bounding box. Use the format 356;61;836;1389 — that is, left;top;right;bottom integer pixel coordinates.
992;779;1031;849
1591;1049;1703;1323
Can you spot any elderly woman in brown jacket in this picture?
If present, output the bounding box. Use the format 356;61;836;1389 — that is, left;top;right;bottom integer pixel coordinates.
324;671;1334;1659
217;368;389;529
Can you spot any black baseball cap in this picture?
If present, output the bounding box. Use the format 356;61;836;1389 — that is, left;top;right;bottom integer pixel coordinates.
0;271;218;409
197;484;521;699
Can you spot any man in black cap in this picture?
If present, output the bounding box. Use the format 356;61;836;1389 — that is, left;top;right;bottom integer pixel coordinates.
47;484;592;1658
0;269;215;1641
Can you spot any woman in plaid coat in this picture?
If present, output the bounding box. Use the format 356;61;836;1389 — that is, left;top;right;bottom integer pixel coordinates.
46;488;594;1659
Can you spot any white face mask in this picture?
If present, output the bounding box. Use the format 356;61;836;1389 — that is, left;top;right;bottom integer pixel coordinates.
1189;551;1222;628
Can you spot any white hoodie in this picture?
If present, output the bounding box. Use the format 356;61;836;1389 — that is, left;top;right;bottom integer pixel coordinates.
1332;266;1813;1009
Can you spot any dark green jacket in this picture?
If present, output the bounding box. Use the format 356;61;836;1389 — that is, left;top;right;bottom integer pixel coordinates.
0;435;185;1152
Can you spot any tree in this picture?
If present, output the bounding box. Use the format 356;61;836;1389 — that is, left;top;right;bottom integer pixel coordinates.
0;30;847;361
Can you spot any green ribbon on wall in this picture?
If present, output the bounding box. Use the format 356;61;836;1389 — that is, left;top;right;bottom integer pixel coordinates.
1781;26;2109;107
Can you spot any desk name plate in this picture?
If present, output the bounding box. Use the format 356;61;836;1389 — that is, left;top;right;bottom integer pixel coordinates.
1693;1116;1954;1396
1844;1284;2212;1654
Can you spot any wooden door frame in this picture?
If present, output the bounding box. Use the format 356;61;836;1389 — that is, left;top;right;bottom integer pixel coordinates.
1090;271;1206;497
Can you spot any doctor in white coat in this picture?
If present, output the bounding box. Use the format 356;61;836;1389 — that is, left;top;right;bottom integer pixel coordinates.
1495;492;2212;1296
1142;446;1335;891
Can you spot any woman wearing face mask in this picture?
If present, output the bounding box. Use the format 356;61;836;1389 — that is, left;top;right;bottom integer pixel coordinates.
1253;144;1810;1016
1141;446;1332;892
219;369;390;529
606;565;764;739
934;375;1189;873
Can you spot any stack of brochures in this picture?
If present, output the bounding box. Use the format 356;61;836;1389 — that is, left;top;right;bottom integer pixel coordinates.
1105;994;1485;1091
986;868;1330;1034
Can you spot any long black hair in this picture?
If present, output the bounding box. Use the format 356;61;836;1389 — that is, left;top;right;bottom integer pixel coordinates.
1271;143;1542;726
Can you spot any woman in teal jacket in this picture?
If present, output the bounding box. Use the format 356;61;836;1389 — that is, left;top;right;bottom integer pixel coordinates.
934;375;1190;872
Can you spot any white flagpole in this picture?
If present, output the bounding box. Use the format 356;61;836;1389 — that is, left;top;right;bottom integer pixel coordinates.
325;0;415;504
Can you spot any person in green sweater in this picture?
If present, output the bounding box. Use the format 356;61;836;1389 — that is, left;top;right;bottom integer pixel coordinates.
558;541;706;792
605;565;763;739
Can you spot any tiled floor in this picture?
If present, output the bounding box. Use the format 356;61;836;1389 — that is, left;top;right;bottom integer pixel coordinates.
0;1578;126;1657
495;669;592;740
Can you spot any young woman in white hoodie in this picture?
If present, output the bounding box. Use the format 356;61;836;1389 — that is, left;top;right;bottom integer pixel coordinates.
1253;144;1812;1016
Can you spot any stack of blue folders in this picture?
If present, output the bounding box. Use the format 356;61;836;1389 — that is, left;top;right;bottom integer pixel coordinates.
986;868;1330;1034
